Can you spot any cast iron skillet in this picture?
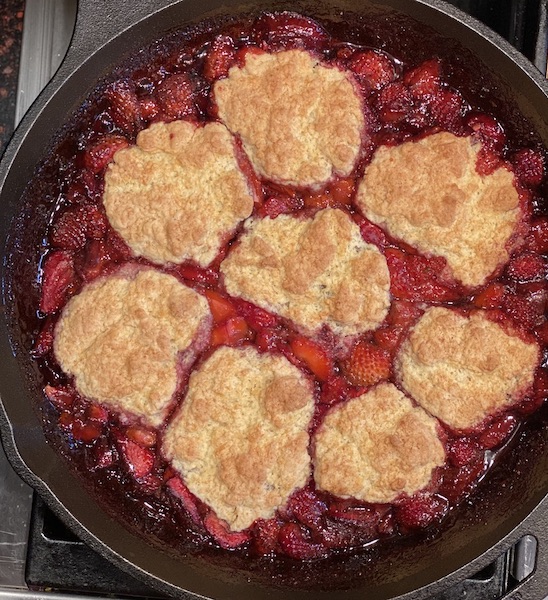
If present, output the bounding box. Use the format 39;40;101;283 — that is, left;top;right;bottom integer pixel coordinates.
0;0;547;598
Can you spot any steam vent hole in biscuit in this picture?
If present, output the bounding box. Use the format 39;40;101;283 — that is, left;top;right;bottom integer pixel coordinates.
54;268;211;426
162;345;315;531
220;208;390;336
356;132;522;287
314;383;445;503
214;49;365;186
103;120;255;266
397;307;540;430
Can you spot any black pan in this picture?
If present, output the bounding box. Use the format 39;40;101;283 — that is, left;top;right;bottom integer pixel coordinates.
0;0;547;598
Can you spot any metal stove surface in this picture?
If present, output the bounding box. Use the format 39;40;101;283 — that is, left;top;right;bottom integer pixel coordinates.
0;0;546;598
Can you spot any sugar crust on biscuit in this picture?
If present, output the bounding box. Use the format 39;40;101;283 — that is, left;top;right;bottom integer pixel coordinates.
103;120;255;266
54;268;211;426
220;208;390;336
356;132;521;287
397;307;539;430
214;49;365;187
314;382;445;503
162;345;314;531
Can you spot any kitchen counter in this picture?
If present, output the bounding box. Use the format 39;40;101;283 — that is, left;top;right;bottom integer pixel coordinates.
0;0;24;156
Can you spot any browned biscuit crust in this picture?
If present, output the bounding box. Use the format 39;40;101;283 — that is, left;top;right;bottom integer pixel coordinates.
162;346;314;531
214;49;364;187
356;132;521;287
220;208;390;336
314;383;445;503
54;268;211;426
103;120;254;266
397;307;539;430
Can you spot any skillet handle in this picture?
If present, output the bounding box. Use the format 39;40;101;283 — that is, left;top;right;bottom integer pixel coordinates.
61;0;179;75
502;532;548;600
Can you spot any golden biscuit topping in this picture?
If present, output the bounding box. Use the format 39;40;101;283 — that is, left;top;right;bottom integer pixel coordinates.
314;383;445;503
356;132;521;287
214;49;365;186
54;269;211;426
221;208;390;336
103;120;255;266
397;307;539;430
162;346;314;531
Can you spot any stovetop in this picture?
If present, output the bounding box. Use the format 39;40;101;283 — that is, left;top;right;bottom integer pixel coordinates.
0;0;547;598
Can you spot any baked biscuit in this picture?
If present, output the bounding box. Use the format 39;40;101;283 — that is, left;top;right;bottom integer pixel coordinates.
220;208;390;336
356;132;521;287
103;120;255;266
54;268;211;426
397;307;539;430
314;382;445;503
214;49;364;187
162;346;314;531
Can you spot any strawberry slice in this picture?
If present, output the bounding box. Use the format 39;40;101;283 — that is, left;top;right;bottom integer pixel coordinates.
253;13;328;48
428;88;465;131
203;289;237;323
126;425;157;447
120;439;155;479
167;476;202;524
203;35;236;82
290;336;332;381
50;207;88;250
348;50;396;90
506;252;546;283
479;414;517;450
376;82;413;124
155;73;196;121
210;316;250;347
32;317;55;357
319;375;348;406
83;135;129;173
285;488;326;531
203;512;250;549
513;148;545;188
386;248;460;302
277;522;324;559
253;518;282;555
105;81;141;135
342;340;391;387
527;217;548;253
40;250;77;314
447;437;480;468
404;59;441;98
473;282;506;309
394;494;448;531
44;385;76;410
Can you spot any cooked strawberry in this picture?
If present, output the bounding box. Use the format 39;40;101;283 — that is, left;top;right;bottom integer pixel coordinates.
120;439;155;479
79;239;114;283
290;335;332;381
342;340;391;387
234;299;278;329
476;147;504;176
72;420;103;443
253;518;282;555
40;250;77;314
203;512;250;549
85;403;109;423
253;13;328;48
93;444;117;470
83;204;109;239
348;50;396;90
319;375;348;406
318;520;361;550
83;135;129;173
527;217;548;253
258;194;303;219
535;321;548;344
44;385;76;410
373;326;404;353
327;177;356;205
50;208;88;250
473;282;506;309
428;88;465;131
105;81;141;134
210;316;250;347
155;73;196;121
138;97;159;121
176;263;219;286
394;494;448;531
479;414;517;449
203;289;237;323
277;522;325;559
440;459;486;503
386;248;460;302
203;35;236;82
355;215;388;247
467;113;506;153
404;59;441;98
386;299;422;327
302;190;329;210
376;82;413;124
328;500;378;529
255;326;288;353
127;425;157;447
167;476;202;523
513;148;545;188
506;252;546;282
447;437;480;468
502;291;545;330
285;488;326;531
32;318;55;357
